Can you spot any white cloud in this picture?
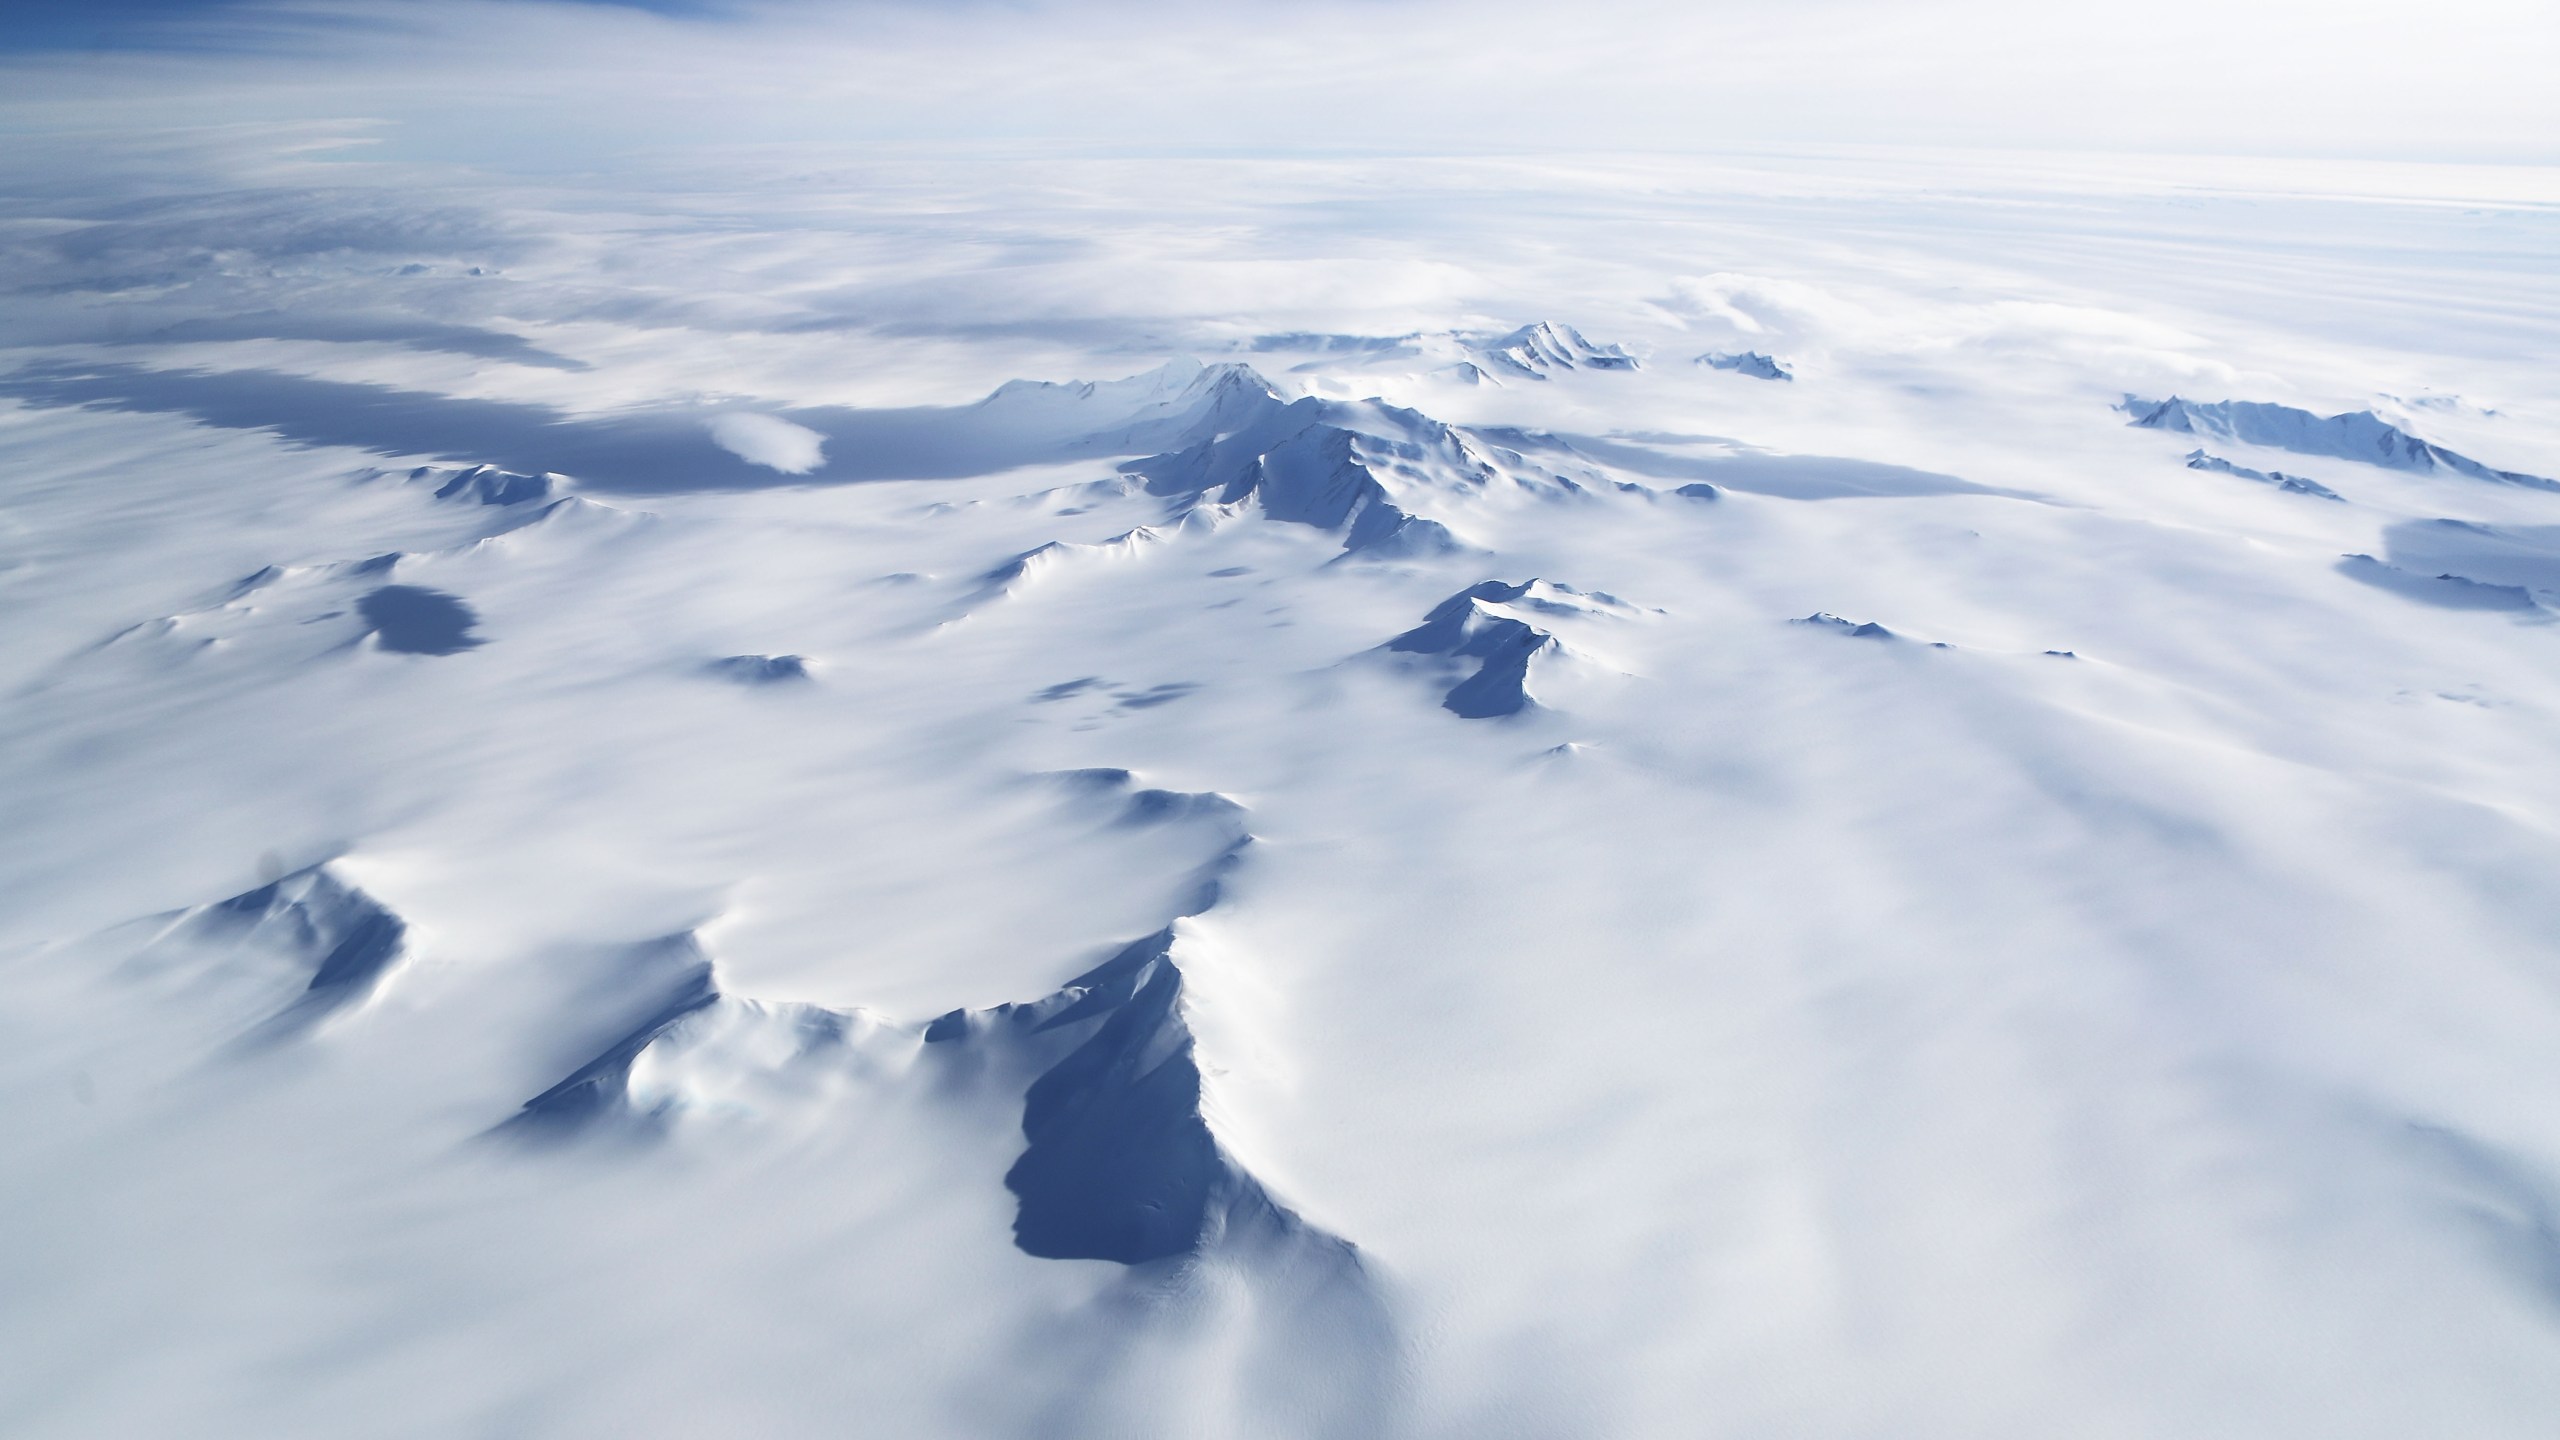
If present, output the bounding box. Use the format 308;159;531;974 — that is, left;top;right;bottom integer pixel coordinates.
1664;273;1871;339
0;0;2548;164
707;412;826;473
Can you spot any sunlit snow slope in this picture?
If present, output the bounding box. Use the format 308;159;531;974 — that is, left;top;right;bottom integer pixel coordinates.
4;145;2560;1440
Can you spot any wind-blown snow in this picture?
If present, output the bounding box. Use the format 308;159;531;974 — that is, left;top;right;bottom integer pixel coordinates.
2;109;2559;1440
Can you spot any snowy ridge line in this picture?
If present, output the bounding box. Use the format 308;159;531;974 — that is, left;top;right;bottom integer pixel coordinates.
975;357;1281;461
704;653;810;684
979;355;1633;560
1241;319;1640;387
1794;611;1898;640
1697;350;1792;381
2335;554;2548;614
369;462;564;509
1792;611;1967;649
209;864;412;1039
494;771;1369;1277
932;357;1605;562
972;525;1168;601
2183;450;2343;501
2124;395;2559;491
73;548;391;662
1123;393;1466;559
98;862;418;1044
2375;518;2560;602
1473;321;1639;380
145;460;635;631
63;483;640;671
500;934;723;1135
1120;380;1603;559
1380;578;1640;719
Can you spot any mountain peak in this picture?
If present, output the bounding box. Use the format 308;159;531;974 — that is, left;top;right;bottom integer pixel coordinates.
1475;321;1640;379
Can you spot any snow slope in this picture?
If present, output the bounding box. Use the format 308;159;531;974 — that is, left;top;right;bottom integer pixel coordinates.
3;139;2559;1440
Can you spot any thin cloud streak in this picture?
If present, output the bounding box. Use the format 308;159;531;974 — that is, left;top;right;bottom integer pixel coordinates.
0;0;2550;164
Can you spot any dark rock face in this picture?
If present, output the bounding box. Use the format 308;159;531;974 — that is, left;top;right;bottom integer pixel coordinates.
421;464;556;506
1697;350;1792;381
2125;396;2558;491
1123;394;1461;557
1387;580;1556;718
946;931;1235;1263
507;938;722;1136
1793;611;1896;639
493;777;1344;1275
193;867;412;1036
708;654;810;684
244;872;399;994
2184;450;2343;500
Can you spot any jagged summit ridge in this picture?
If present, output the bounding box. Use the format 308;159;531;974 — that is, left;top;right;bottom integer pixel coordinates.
977;526;1166;598
1388;581;1555;718
980;358;1281;458
1795;611;1896;639
505;934;723;1136
1113;375;1605;556
2125;396;2558;491
1233;322;1640;387
1123;391;1467;557
1697;350;1791;381
922;925;1308;1265
152;865;414;1039
948;355;1625;558
499;774;1353;1276
1383;578;1633;718
1474;322;1639;379
386;463;562;507
2185;450;2343;500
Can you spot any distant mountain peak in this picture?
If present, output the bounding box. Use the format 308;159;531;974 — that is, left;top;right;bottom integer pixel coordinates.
2123;396;2557;491
1697;350;1791;381
1473;321;1640;380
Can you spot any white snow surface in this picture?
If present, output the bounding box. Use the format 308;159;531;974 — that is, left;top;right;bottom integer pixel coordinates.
3;130;2560;1440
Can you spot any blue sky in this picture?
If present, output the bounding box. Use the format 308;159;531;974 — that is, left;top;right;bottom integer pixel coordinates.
0;0;719;52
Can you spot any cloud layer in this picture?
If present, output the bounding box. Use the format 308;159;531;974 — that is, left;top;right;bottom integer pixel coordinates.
1;0;2550;164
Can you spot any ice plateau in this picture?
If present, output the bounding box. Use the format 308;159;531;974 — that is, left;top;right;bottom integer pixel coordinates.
5;134;2560;1440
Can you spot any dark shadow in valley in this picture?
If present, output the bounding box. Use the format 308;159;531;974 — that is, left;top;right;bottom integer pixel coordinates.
2337;555;2542;612
129;313;592;370
0;361;1099;494
2383;519;2560;596
358;584;485;654
1496;428;2030;501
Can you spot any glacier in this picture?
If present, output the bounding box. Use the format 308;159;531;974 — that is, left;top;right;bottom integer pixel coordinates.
2;48;2559;1440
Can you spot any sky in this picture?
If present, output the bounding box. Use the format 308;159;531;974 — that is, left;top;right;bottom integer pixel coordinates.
0;0;2552;166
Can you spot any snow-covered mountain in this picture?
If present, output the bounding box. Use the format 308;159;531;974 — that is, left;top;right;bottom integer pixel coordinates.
4;129;2560;1440
2125;395;2559;490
